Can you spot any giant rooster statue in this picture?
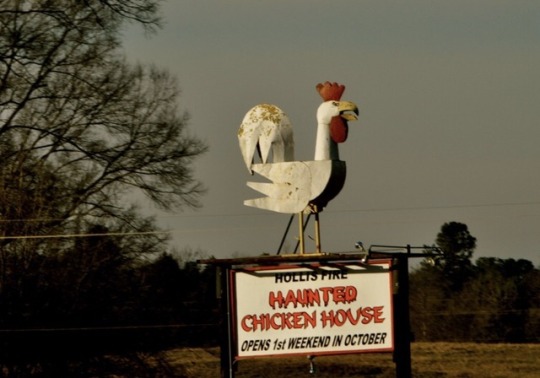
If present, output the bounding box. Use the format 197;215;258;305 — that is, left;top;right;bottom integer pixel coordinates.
238;82;359;254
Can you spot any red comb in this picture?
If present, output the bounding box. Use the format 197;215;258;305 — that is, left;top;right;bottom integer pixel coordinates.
316;82;345;101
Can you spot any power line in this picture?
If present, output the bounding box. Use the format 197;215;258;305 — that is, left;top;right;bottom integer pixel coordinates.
1;201;539;224
0;200;539;240
124;200;540;220
0;230;171;240
0;323;216;333
330;201;540;214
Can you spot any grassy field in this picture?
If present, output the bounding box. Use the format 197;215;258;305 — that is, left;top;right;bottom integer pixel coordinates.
161;342;540;377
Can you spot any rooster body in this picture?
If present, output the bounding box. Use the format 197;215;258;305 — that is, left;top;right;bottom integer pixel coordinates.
245;160;346;213
238;82;358;215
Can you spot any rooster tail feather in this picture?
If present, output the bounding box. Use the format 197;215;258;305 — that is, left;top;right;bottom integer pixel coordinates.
238;104;294;171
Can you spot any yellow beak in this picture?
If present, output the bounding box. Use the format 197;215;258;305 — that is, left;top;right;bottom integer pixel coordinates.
338;101;359;121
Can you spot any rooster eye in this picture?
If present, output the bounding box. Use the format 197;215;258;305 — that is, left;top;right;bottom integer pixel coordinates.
332;101;339;107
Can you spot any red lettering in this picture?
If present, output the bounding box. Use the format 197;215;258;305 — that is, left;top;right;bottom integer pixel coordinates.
241;311;317;332
241;315;253;332
281;312;293;329
303;311;317;328
345;286;357;303
319;306;386;328
251;313;266;330
320;310;334;328
319;287;332;305
306;289;321;307
333;286;346;303
373;306;385;323
319;286;359;305
270;313;281;329
347;308;361;325
285;290;297;308
361;307;374;324
268;288;324;309
269;290;284;309
333;309;347;326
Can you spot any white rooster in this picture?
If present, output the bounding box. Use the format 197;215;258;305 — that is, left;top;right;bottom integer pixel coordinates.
238;82;359;253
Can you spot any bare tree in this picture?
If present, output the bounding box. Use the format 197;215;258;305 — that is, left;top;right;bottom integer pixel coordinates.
0;0;206;313
0;1;206;238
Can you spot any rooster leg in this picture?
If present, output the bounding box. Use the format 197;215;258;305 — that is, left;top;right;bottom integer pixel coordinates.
295;205;323;254
314;210;321;254
309;204;323;254
298;211;305;254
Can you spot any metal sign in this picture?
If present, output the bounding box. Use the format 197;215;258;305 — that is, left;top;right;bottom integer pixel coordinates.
230;260;394;358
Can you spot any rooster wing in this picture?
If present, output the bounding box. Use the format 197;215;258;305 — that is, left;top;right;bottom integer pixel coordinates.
244;160;345;214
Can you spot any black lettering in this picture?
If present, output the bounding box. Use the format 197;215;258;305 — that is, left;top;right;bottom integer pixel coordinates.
241;339;271;352
287;336;331;350
362;334;369;345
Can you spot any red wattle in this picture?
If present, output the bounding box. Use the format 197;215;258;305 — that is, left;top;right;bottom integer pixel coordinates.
330;116;348;143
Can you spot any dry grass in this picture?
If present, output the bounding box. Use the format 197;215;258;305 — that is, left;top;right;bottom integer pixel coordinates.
162;342;540;377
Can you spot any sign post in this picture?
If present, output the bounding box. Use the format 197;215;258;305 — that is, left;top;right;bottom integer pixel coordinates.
367;245;444;378
393;254;412;378
217;266;236;378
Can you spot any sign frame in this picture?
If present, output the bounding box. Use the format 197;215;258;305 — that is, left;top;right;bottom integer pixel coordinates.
228;259;394;360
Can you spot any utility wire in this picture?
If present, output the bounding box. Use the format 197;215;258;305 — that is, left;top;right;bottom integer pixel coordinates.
2;200;539;223
0;230;171;240
1;200;539;240
0;323;216;333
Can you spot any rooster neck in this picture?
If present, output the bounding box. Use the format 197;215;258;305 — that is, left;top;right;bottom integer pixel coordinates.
314;121;339;161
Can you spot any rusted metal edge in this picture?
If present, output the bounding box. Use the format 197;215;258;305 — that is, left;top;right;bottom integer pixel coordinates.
197;251;369;267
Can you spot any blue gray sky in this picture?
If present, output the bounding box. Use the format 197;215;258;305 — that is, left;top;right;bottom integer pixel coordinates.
122;0;540;265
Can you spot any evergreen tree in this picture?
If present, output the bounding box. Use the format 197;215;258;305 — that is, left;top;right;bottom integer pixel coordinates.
435;221;477;290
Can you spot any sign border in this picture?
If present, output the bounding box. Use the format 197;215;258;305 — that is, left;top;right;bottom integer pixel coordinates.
229;259;394;360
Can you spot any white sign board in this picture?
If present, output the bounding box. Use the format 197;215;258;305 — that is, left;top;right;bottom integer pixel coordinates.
231;260;393;358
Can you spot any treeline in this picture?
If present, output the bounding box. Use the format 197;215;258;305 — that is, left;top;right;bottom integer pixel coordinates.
0;246;220;374
409;256;540;342
409;221;540;343
0;248;217;331
0;222;538;378
0;249;220;376
1;223;538;347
